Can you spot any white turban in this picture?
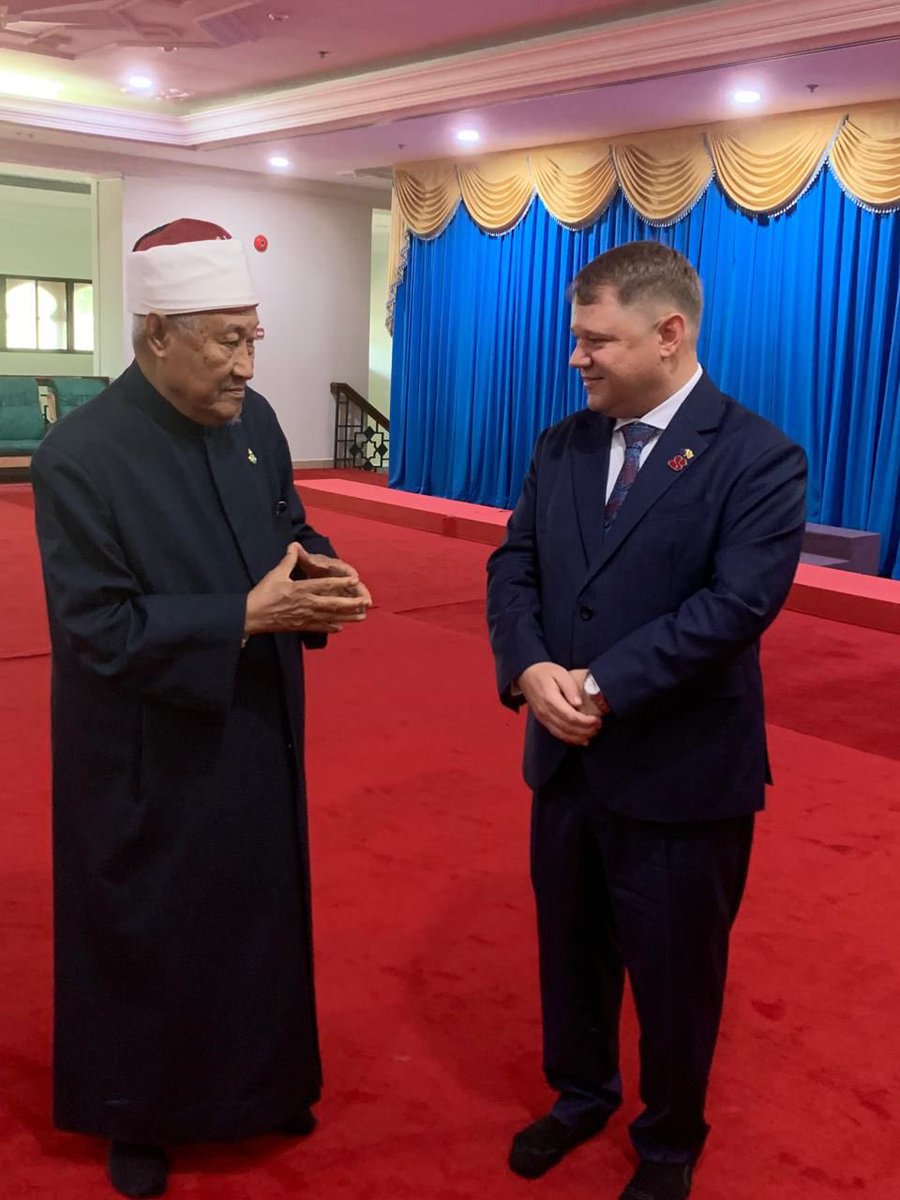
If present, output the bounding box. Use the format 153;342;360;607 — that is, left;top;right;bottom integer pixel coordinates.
126;218;259;315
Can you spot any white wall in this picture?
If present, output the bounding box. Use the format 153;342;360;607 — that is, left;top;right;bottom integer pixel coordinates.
122;175;374;464
0;180;95;378
368;209;392;416
0;183;93;276
0;349;94;378
92;177;124;384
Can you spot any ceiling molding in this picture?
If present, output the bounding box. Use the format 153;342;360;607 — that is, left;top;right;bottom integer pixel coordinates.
0;97;185;144
2;0;900;149
183;0;900;146
0;133;391;203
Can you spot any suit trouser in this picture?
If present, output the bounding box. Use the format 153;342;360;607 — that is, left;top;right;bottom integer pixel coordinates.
531;756;754;1164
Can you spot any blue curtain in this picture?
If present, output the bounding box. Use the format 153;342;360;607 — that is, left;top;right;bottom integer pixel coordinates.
390;169;900;577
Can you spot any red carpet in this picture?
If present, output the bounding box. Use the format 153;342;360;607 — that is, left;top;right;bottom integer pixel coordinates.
1;489;899;1198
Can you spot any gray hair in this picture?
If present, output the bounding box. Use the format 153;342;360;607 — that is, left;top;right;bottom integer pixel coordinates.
131;311;205;350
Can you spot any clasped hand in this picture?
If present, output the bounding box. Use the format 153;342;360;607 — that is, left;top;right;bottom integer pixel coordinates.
244;542;372;636
518;663;606;746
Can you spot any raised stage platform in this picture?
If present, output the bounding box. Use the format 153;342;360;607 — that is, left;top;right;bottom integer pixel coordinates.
295;475;900;635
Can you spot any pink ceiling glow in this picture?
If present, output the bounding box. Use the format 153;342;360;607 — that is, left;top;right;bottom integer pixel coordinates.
0;0;713;99
0;0;898;186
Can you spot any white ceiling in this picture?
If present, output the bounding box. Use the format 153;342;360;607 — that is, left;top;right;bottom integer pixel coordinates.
0;0;898;191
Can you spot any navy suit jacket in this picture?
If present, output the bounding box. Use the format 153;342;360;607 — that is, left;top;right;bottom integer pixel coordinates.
486;372;807;822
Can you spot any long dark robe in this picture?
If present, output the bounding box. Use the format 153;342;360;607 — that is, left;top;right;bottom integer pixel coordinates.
31;362;333;1144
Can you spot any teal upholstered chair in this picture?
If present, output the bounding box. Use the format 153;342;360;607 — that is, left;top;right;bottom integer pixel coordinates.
49;376;106;421
0;377;45;454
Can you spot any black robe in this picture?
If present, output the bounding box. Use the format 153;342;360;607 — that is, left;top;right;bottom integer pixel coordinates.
31;362;333;1144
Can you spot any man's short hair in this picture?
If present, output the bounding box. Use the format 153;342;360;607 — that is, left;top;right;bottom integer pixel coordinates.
568;241;703;331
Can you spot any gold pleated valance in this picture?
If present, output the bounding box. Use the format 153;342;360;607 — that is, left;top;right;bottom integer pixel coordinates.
829;106;900;209
529;142;617;228
457;151;535;234
613;130;713;224
392;162;460;238
706;111;839;214
388;101;900;320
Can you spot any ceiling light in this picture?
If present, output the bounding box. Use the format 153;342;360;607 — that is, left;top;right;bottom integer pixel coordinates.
456;129;480;143
732;89;761;105
0;72;63;100
269;155;290;169
127;75;154;91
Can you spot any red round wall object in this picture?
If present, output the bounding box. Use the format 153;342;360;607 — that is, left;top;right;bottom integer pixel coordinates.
254;234;268;252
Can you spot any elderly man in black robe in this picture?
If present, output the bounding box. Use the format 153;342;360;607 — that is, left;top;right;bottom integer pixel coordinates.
31;218;372;1199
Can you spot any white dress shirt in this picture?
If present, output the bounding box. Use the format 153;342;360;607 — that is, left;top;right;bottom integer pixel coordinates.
604;364;703;501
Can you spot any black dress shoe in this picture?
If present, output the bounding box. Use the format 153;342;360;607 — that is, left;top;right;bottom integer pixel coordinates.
108;1141;168;1199
619;1160;693;1200
509;1113;604;1179
277;1108;317;1136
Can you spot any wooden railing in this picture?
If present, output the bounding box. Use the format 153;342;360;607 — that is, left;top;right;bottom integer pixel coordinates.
330;381;389;472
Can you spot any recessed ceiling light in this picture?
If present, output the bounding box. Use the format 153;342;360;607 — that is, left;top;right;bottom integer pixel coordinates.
733;89;762;105
269;155;290;169
0;72;63;100
456;129;480;143
127;75;154;91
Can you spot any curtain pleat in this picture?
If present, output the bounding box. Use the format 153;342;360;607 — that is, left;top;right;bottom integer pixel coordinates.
529;143;617;228
393;165;460;238
830;107;900;211
706;112;839;214
613;132;712;224
457;152;535;232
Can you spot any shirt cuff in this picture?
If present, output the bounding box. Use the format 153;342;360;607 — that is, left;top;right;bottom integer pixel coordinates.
584;673;612;715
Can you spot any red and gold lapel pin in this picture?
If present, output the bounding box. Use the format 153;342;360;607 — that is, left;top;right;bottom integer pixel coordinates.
667;448;694;472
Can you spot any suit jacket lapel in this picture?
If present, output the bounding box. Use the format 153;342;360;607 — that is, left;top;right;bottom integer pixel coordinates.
569;410;614;568
582;375;726;584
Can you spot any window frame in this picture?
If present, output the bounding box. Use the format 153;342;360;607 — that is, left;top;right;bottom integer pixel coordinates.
0;275;94;354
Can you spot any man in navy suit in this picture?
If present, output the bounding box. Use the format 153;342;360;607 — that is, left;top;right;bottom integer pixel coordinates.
486;241;806;1200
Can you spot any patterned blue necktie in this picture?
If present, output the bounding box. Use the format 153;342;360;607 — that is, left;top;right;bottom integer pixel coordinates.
604;421;660;530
